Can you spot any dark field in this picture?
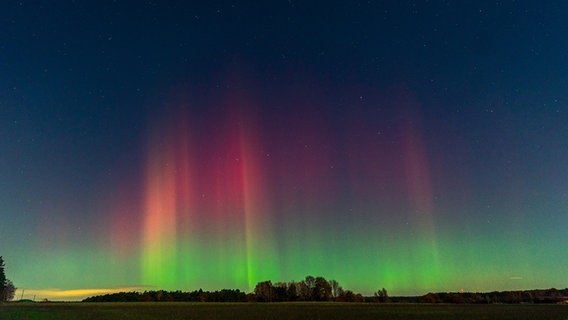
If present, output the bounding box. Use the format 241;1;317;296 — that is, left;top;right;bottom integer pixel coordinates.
1;302;568;320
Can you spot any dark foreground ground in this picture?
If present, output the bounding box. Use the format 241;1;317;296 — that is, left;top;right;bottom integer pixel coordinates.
1;302;568;320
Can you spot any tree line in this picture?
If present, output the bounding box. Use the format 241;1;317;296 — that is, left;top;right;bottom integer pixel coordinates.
83;276;383;303
414;289;568;304
83;280;568;304
83;288;248;302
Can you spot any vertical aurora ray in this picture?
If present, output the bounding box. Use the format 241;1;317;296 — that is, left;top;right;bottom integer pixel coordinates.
138;91;281;291
399;117;443;288
238;109;279;288
142;110;195;288
336;91;447;294
202;116;249;289
142;131;179;286
264;105;339;283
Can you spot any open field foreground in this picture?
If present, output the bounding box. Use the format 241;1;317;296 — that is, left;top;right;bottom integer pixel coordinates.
1;303;568;320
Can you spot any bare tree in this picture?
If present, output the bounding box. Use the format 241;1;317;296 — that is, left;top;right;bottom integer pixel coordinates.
304;276;315;289
329;280;340;298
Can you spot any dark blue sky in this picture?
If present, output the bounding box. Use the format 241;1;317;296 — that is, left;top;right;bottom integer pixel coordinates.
3;0;567;211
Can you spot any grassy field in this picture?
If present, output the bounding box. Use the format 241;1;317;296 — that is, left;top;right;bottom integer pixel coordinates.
1;302;568;320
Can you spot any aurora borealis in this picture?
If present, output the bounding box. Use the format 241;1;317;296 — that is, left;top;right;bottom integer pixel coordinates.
1;1;568;301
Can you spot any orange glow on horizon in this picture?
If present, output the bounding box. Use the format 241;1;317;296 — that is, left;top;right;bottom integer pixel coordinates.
16;286;153;301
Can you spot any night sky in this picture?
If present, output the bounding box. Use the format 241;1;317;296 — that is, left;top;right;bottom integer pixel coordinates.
1;1;568;301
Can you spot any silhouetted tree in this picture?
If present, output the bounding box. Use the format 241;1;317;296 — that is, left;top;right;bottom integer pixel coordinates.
336;285;345;298
286;281;298;301
303;276;317;300
0;256;9;302
336;289;364;302
313;277;332;301
254;281;274;302
374;287;389;303
4;280;16;301
273;282;288;302
297;281;311;301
